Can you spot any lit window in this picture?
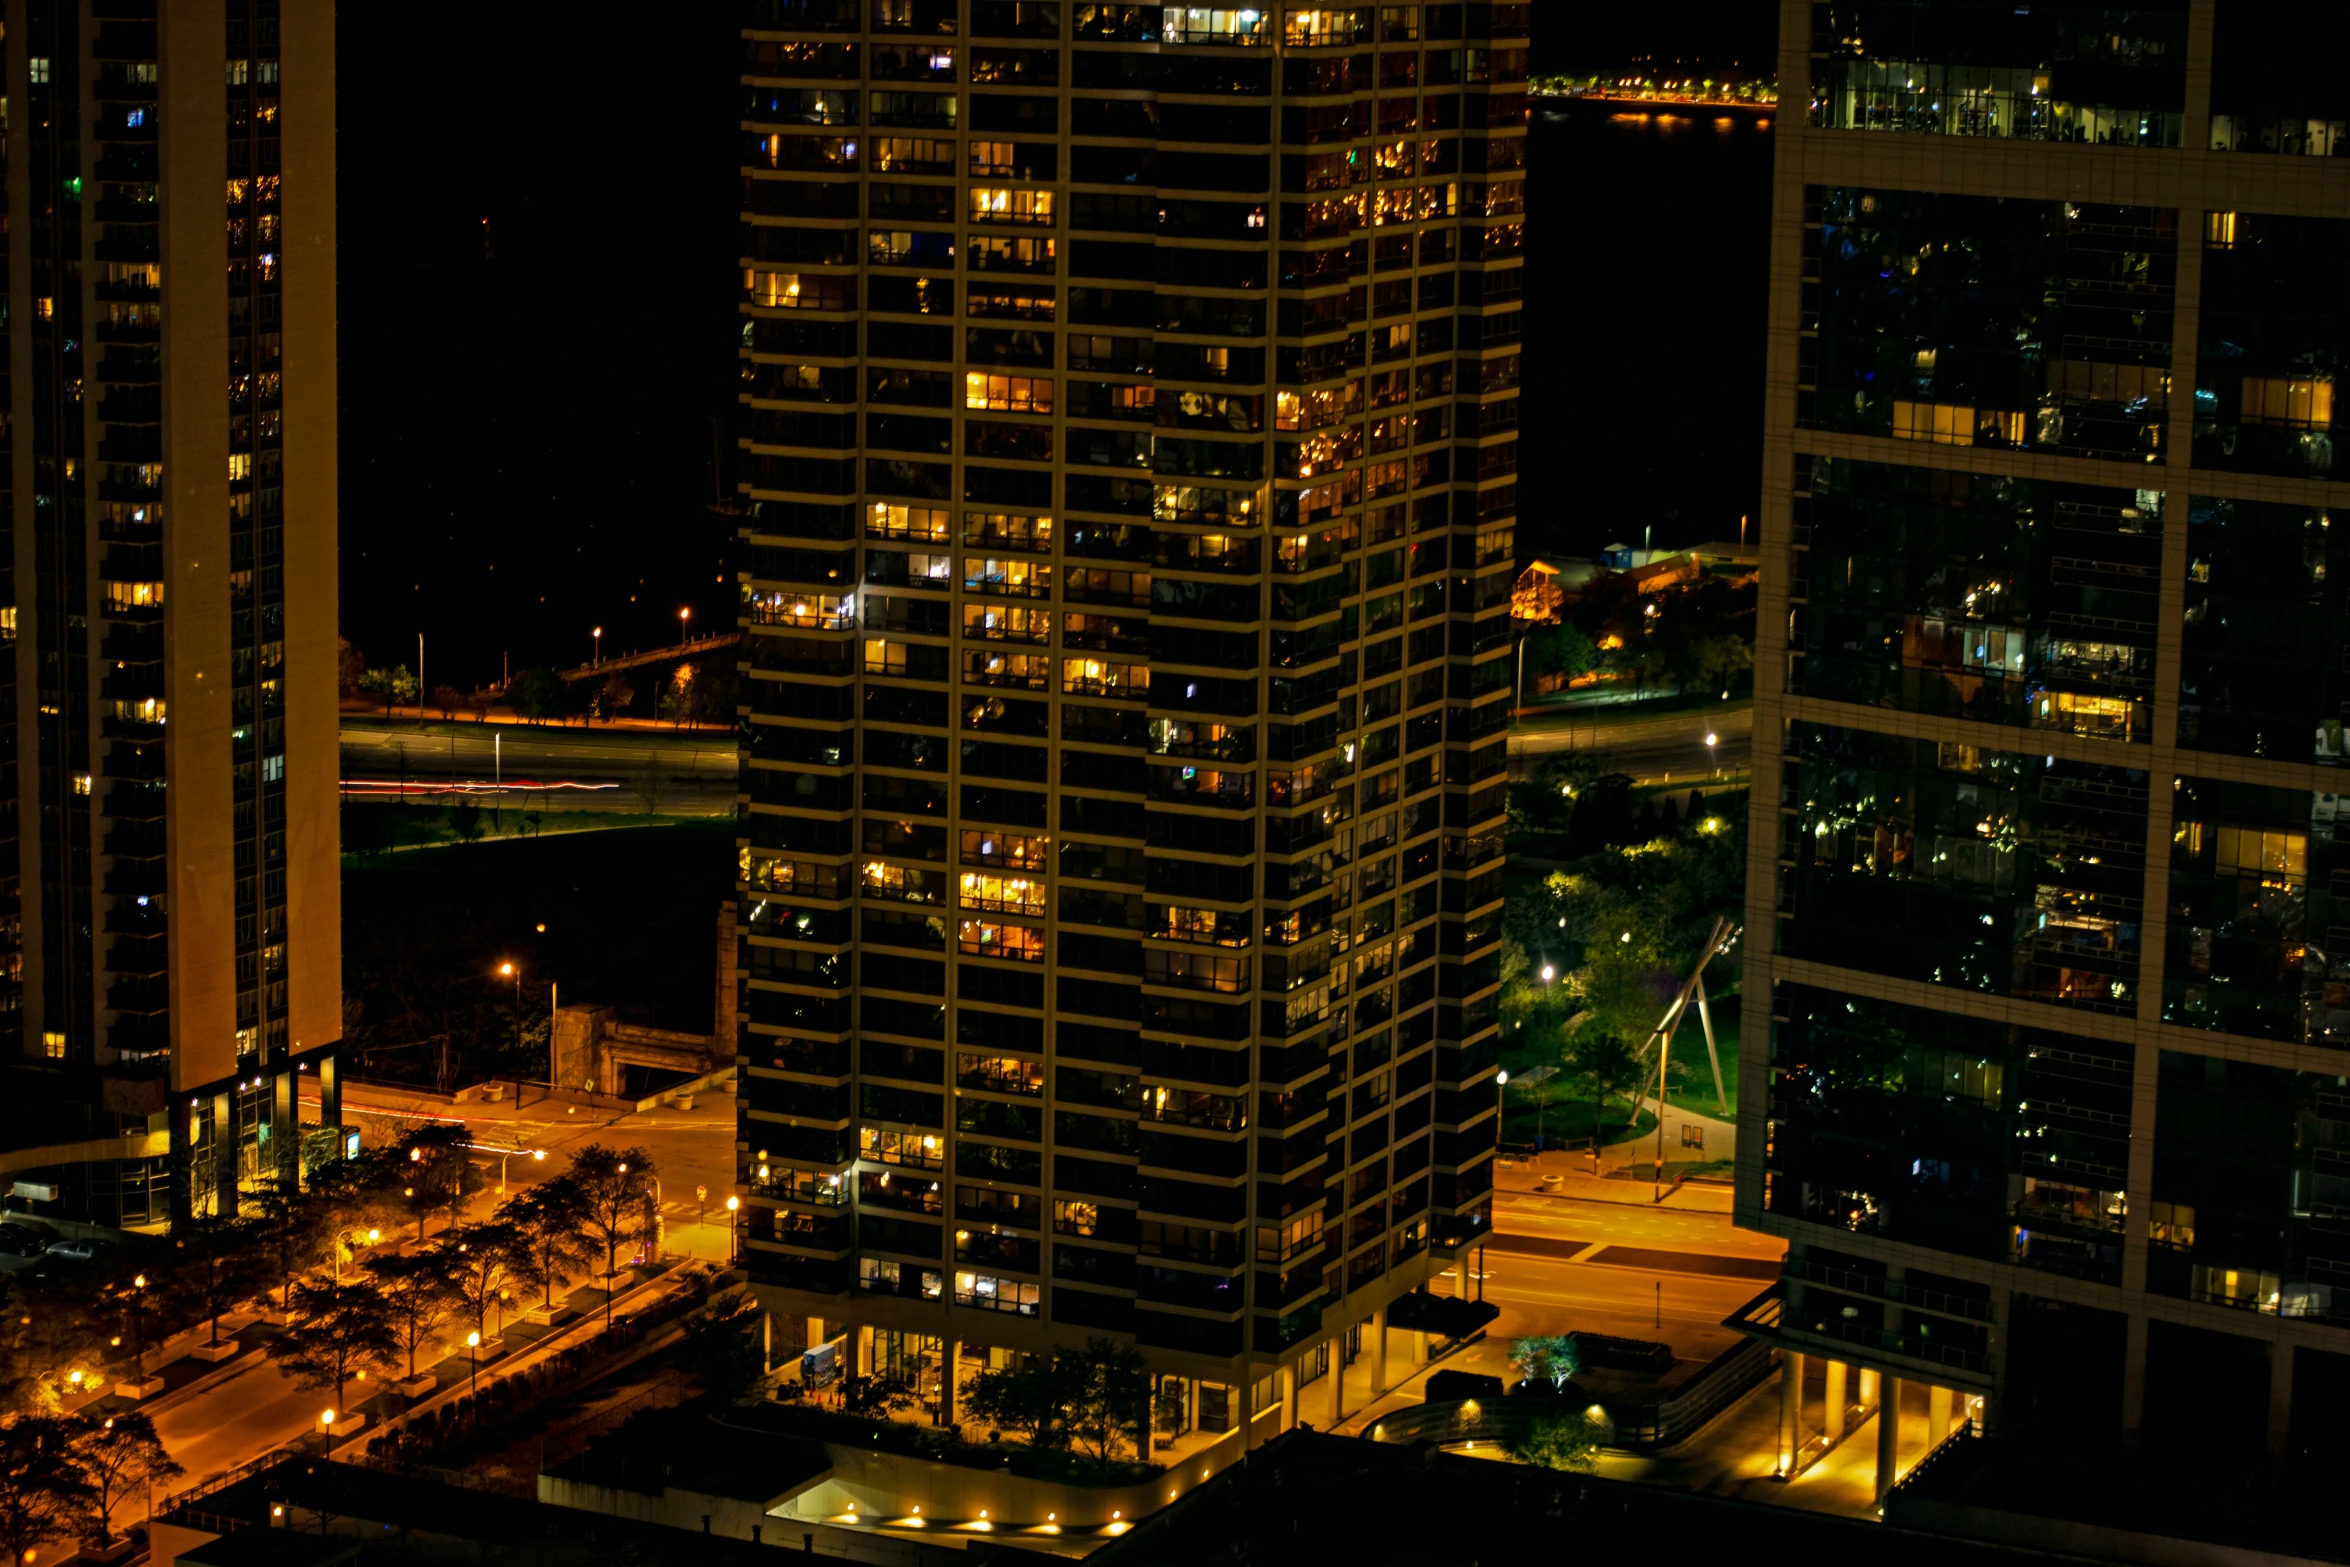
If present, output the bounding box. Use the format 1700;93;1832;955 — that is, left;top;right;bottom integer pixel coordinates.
41;1032;65;1059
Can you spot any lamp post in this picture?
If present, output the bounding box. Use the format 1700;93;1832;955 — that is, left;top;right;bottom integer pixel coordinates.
1706;730;1719;779
498;960;521;1102
466;1330;482;1406
725;1196;740;1264
678;605;691;646
592;626;602;669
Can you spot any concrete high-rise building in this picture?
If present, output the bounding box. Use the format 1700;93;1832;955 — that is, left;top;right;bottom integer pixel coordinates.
1742;0;2350;1484
0;0;340;1227
735;0;1523;1434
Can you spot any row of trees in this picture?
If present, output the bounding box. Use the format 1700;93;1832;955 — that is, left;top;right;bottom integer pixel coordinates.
262;1141;659;1414
0;1130;657;1423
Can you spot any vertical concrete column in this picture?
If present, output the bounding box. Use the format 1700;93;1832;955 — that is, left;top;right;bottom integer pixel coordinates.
1373;1305;1390;1393
940;1339;958;1428
271;1069;299;1189
1823;1359;1848;1442
211;1090;239;1218
854;1323;873;1381
318;1051;341;1129
1874;1375;1901;1503
1187;1376;1200;1434
1857;1367;1879;1407
805;1316;826;1364
1929;1383;1954;1444
1282;1361;1299;1433
1776;1350;1805;1475
166;1095;197;1229
1327;1341;1346;1427
1247;1372;1272;1450
2268;1341;2294;1464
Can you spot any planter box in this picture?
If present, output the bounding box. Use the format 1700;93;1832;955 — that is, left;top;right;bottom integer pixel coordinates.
187;1340;242;1364
672;1094;696;1111
321;1411;366;1438
120;1375;167;1400
480;1083;508;1103
253;1307;291;1328
392;1373;439;1398
523;1302;576;1327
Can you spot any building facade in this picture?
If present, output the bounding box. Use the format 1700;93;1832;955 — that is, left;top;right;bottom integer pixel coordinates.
1743;0;2350;1477
0;0;340;1227
735;0;1521;1432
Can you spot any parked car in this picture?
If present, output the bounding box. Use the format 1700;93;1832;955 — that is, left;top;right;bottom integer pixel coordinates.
0;1227;43;1259
42;1240;93;1263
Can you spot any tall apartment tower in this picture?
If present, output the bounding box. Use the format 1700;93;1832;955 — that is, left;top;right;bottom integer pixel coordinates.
736;0;1522;1431
0;0;340;1228
1743;0;2350;1477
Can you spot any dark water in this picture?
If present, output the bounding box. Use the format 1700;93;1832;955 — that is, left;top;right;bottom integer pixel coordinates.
1518;100;1776;561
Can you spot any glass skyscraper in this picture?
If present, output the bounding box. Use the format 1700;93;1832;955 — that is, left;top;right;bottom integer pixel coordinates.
1747;0;2350;1478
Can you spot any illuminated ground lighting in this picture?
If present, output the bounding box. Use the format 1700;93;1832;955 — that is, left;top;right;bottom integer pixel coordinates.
1102;1521;1134;1536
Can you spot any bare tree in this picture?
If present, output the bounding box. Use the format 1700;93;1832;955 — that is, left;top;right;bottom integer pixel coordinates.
570;1145;655;1320
67;1413;181;1545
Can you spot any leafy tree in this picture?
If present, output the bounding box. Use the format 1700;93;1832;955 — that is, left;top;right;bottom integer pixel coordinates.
448;799;485;845
505;667;570;724
402;1123;480;1239
0;1269;118;1414
1524;622;1599;684
364;1250;460;1381
1506;1410;1609;1472
250;1189;335;1317
1685;632;1753;698
1065;1338;1151;1478
1511;1335;1581;1387
357;664;419;715
678;1290;767;1406
428;684;464;721
498;1176;594;1311
1565;1032;1642;1154
965;1351;1085;1448
466;689;494;723
171;1216;265;1349
433;1223;527;1348
570;1145;656;1316
267;1278;397;1416
0;1417;93;1567
598;671;633;721
66;1413;181;1544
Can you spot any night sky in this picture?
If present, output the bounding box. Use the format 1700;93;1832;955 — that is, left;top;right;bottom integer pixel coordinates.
332;2;1775;686
337;4;740;691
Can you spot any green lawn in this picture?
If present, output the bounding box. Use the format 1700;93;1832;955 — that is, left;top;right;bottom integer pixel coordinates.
342;803;712;857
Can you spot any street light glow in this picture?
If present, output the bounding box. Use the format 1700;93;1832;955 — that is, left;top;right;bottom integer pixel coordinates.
1539;964;1555;982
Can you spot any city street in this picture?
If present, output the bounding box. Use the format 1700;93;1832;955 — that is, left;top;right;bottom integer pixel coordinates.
340;720;737;816
1508;701;1753;785
112;1079;740;1530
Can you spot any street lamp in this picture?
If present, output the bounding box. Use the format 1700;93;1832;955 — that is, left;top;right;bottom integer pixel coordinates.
678;605;691;646
466;1330;483;1405
725;1196;740;1264
592;626;603;669
1706;731;1718;779
497;960;522;1103
1539;964;1555;983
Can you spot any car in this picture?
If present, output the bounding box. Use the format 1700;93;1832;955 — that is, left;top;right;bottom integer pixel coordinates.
42;1240;93;1263
0;1229;42;1260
